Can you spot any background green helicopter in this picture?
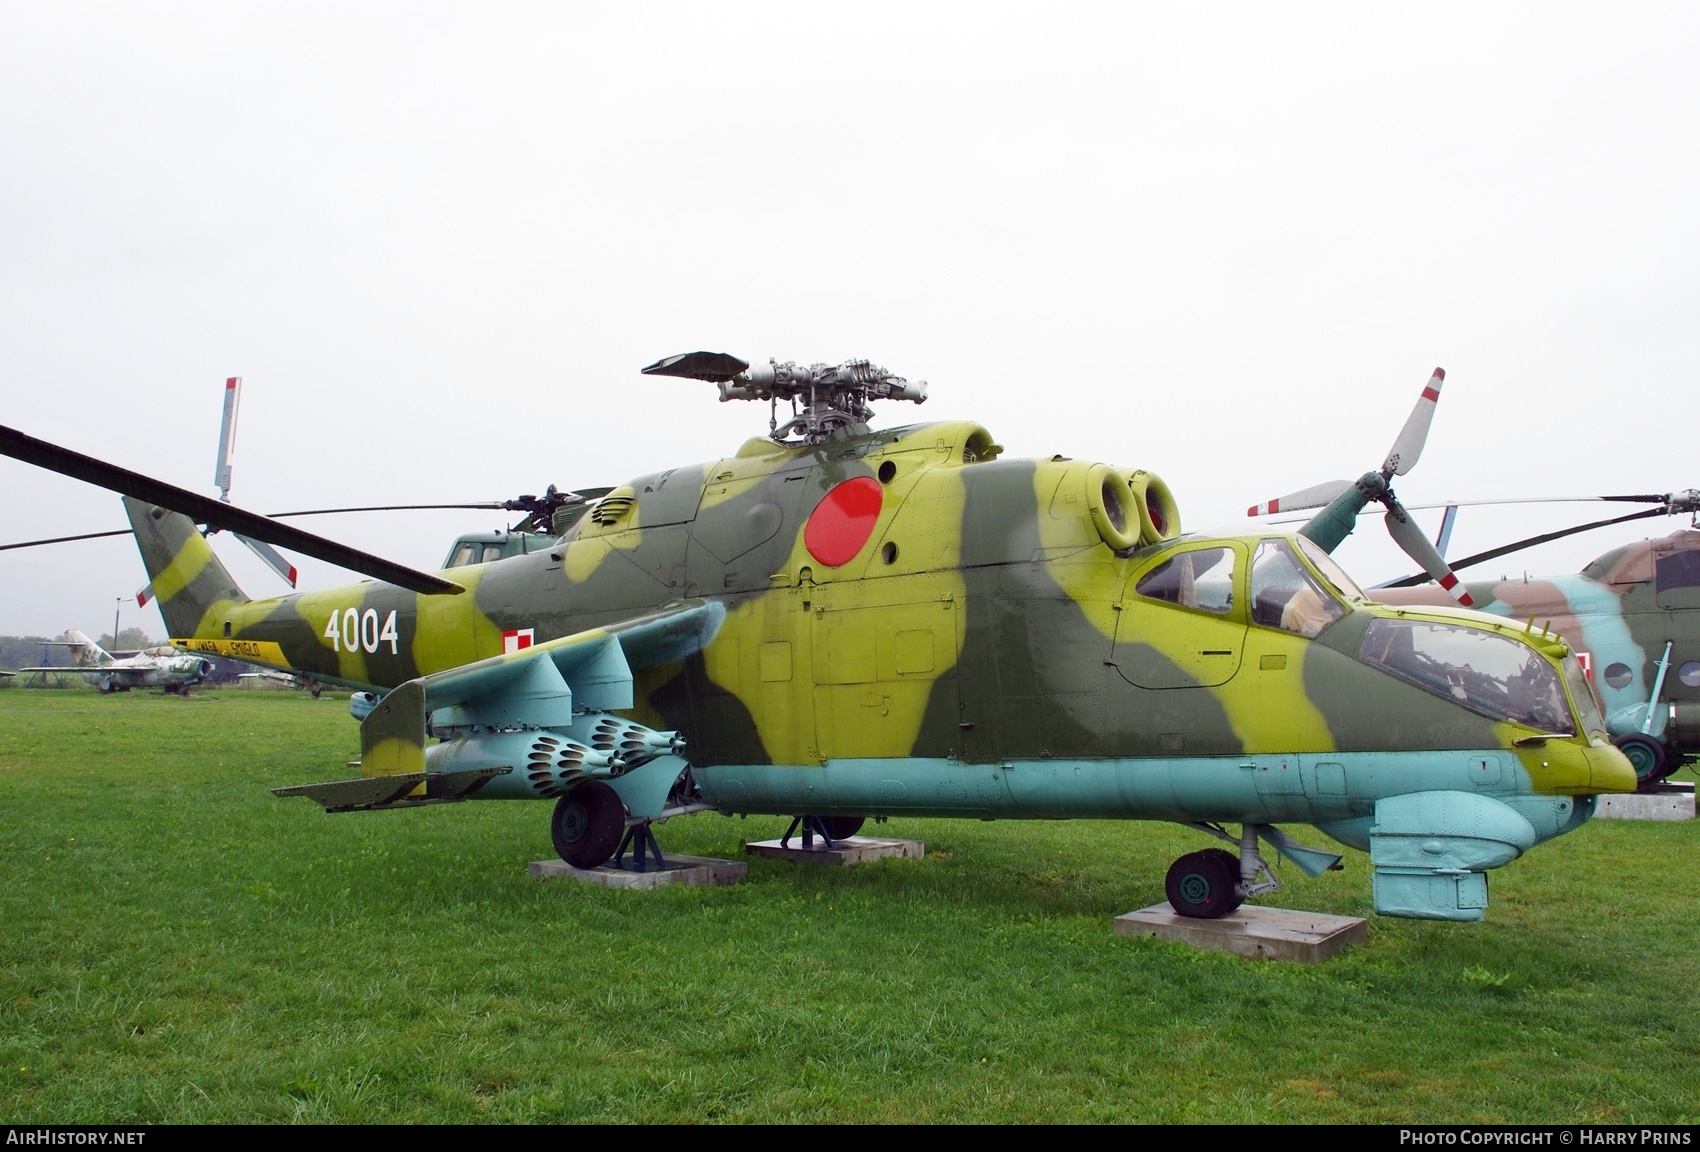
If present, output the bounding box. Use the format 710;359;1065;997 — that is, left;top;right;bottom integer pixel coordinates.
1369;500;1700;788
0;355;1636;923
1250;398;1700;789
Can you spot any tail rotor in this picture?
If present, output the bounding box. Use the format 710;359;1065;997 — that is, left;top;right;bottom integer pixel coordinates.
1249;368;1474;607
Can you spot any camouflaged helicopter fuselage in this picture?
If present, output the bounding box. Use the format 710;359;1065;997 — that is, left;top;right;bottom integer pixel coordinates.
150;419;1632;829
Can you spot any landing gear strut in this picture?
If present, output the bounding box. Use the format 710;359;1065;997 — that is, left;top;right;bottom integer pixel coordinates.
780;814;865;849
613;821;668;872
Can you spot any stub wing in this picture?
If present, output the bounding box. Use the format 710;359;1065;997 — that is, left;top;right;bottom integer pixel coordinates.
272;767;511;812
274;599;724;812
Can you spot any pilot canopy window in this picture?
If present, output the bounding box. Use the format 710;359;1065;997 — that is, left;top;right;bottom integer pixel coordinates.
1135;547;1235;614
1250;538;1344;636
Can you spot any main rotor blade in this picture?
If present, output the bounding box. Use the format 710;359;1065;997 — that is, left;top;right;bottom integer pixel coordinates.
1278;491;1696;521
1383;499;1473;606
1379;507;1671;588
1600;489;1700;514
1;500;560;552
0;528;132;551
1602;492;1689;505
266;502;511;517
1381;367;1444;477
1399;493;1690;512
1248;479;1353;517
0;424;463;596
640;351;751;383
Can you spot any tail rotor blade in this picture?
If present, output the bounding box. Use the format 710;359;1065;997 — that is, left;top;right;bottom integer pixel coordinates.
1249;479;1353;518
213;375;241;501
1433;503;1459;559
236;533;299;588
1384;500;1473;606
1382;368;1445;477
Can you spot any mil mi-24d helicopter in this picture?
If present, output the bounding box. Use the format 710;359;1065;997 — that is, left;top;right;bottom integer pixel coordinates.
1249;389;1700;790
0;356;1637;923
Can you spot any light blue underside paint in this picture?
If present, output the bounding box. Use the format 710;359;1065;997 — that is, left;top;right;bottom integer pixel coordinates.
695;749;1556;829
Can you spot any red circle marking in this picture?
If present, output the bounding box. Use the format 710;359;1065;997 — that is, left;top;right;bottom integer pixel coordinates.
804;476;884;567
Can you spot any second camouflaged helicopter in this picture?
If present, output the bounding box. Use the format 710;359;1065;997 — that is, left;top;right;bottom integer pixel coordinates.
0;355;1637;923
1248;397;1700;789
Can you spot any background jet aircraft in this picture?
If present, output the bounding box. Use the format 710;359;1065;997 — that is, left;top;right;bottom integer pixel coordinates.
18;628;213;694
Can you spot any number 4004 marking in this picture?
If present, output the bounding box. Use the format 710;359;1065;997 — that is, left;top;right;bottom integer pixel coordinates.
323;608;400;654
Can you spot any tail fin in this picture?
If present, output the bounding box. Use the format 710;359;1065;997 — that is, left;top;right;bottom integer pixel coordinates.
62;629;112;666
122;496;250;641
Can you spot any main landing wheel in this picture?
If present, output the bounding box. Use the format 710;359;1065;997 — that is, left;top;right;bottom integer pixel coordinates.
1615;733;1671;789
1165;848;1244;919
551;781;626;870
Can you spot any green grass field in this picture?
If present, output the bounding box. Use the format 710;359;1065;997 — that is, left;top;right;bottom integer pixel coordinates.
1;690;1696;1123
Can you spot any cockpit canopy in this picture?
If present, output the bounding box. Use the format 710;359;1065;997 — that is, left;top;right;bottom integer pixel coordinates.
1359;616;1574;733
1128;531;1586;734
1132;534;1366;639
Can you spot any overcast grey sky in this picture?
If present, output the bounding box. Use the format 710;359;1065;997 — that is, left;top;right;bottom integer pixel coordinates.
2;2;1696;639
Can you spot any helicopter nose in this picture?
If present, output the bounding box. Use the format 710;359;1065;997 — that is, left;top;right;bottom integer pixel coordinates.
1587;741;1639;794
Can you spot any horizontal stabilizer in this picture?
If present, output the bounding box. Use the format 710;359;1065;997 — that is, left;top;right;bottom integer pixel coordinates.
272;766;510;812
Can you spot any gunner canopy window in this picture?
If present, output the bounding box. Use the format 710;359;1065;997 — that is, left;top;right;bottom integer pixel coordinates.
1359;618;1573;733
1250;539;1344;636
1135;547;1234;614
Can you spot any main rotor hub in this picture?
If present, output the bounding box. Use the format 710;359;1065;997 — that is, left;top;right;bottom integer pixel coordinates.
641;351;927;445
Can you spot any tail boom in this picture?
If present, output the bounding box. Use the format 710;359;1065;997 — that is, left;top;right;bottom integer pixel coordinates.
123;496;249;641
